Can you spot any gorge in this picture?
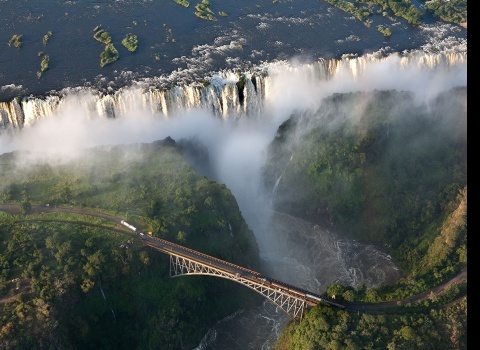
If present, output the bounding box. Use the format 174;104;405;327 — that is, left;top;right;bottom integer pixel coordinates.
0;48;467;348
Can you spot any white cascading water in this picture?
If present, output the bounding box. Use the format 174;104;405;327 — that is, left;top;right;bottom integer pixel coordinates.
270;154;293;207
0;50;467;133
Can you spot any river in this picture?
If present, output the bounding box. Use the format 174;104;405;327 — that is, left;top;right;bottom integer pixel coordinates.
193;210;401;350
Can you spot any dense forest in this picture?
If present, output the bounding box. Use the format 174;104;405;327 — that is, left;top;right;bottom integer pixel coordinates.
0;138;262;349
263;88;467;349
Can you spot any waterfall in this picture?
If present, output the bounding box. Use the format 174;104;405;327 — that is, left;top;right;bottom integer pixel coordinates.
0;50;467;133
0;99;24;129
99;285;107;300
270;154;293;207
99;283;117;323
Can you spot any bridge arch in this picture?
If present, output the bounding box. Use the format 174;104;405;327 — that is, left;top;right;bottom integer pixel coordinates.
167;254;309;319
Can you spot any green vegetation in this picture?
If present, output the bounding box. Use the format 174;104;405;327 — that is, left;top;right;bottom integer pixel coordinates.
100;43;119;67
378;25;392;37
0;138;261;348
322;0;467;29
42;31;52;46
36;54;50;78
264;88;467;349
219;11;228;17
320;0;428;29
275;296;466;349
7;34;23;48
265;88;467;256
424;0;467;25
323;0;374;26
93;28;112;45
195;0;217;21
357;0;423;25
40;54;50;72
93;27;119;67
121;33;138;52
173;0;190;7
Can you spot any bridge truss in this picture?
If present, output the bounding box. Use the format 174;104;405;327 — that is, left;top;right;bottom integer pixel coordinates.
168;254;307;320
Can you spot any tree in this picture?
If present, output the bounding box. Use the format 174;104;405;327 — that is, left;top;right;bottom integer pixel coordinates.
326;283;346;299
19;200;31;215
139;251;150;266
177;230;187;242
83;250;106;278
343;289;355;302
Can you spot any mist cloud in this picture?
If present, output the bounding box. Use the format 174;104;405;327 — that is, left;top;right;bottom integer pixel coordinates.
0;53;467;259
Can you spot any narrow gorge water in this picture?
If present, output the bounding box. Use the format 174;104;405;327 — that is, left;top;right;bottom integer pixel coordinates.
193;210;401;350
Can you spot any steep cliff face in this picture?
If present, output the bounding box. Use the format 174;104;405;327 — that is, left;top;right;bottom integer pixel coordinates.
262;87;467;248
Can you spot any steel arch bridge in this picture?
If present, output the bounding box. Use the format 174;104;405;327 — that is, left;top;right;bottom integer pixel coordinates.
168;253;309;319
143;236;344;320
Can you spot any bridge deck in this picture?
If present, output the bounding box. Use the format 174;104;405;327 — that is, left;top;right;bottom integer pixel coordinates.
142;234;344;319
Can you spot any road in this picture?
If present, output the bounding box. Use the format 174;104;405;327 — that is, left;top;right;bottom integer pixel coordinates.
0;204;467;311
0;204;124;223
341;266;467;311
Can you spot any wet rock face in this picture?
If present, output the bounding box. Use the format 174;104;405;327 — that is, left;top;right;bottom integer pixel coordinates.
259;211;402;294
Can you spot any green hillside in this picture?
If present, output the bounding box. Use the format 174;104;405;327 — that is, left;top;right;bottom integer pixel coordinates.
0;138;261;349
